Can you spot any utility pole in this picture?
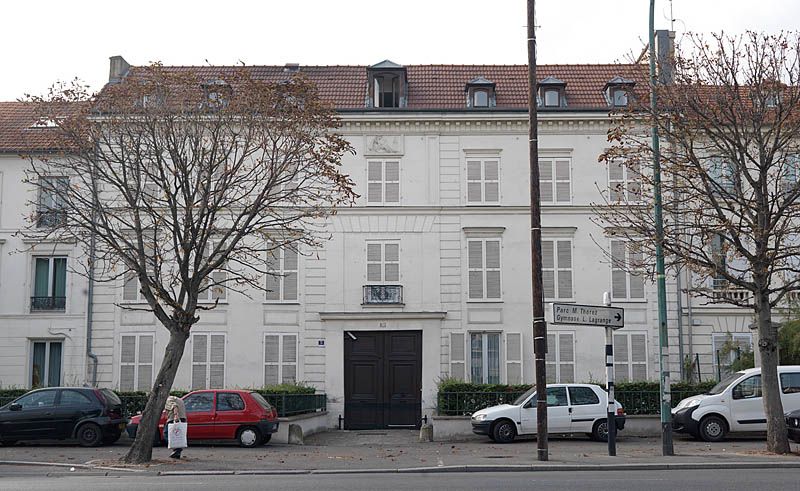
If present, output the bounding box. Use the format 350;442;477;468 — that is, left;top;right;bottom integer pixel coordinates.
649;0;674;456
604;292;617;456
527;0;548;462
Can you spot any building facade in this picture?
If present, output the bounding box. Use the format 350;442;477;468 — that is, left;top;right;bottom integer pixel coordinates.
0;53;765;429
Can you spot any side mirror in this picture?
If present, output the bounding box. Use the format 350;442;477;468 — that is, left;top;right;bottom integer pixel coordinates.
9;403;22;411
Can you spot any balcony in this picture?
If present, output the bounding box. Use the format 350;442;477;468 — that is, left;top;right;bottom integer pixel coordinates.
36;210;66;228
30;296;66;311
362;285;403;305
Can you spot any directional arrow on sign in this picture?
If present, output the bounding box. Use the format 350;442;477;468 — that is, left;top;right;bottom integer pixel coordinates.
551;303;625;329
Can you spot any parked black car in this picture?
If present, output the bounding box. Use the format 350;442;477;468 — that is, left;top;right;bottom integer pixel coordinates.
0;387;127;447
787;409;800;443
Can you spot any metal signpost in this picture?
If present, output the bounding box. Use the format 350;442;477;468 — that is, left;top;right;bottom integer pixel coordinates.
551;295;624;456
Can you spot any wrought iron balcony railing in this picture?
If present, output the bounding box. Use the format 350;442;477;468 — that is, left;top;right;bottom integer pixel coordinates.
362;285;403;305
30;296;66;311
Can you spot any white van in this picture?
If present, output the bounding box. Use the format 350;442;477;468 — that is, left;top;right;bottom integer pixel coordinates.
672;365;800;442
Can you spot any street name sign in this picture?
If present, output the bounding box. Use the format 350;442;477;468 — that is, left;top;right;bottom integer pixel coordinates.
551;303;624;329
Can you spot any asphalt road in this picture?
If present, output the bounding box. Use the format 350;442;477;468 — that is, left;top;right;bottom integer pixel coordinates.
1;469;798;491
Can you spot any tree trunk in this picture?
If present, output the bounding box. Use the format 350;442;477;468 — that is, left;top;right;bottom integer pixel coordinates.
754;289;790;454
122;328;190;464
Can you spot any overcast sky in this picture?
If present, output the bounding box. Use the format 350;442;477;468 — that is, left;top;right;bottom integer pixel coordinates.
1;0;798;100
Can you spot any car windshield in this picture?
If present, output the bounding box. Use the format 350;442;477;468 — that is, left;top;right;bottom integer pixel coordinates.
707;371;745;395
513;387;536;406
250;392;273;411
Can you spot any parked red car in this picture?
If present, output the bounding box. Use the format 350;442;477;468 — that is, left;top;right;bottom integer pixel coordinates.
126;390;278;447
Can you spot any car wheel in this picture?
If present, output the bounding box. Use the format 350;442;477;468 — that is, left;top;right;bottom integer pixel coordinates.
237;426;262;448
699;415;727;442
261;433;272;444
592;419;609;442
77;423;103;447
102;431;121;445
491;420;516;443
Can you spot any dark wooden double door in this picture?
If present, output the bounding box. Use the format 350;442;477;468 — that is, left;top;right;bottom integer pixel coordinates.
344;330;422;430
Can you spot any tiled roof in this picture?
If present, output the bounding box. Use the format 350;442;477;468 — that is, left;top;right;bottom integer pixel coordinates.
0;102;68;153
127;63;648;111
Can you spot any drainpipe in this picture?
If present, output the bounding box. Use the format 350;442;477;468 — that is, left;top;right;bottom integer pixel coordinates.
86;218;98;386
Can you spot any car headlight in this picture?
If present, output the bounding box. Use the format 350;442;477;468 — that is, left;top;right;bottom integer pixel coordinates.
472;413;488;421
678;398;702;409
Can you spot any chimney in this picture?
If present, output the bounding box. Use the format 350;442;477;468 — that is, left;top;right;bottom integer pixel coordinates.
108;55;131;84
655;30;675;85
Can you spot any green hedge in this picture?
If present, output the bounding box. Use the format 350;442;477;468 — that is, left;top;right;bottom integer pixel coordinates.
437;380;719;416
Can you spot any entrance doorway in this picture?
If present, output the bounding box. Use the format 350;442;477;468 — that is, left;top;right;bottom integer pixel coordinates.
343;330;422;430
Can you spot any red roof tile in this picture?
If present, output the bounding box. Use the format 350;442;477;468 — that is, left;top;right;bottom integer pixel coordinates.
0;102;69;153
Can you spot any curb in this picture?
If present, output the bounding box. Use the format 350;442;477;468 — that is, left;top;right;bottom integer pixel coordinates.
156;461;800;476
0;460;142;473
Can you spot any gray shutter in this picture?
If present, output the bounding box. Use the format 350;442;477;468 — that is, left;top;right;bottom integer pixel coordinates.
539;159;553;202
367;243;383;282
610;240;627;299
628;246;645;299
558;333;575;383
123;272;138;301
192;334;208;390
468;241;483;299
368;161;382;203
541;240;555;299
467;160;482;203
212;270;227;301
283;247;299;300
282;334;298;383
384;161;400;202
210;335;225;363
264;335;280;385
450;333;466;380
384;243;400;281
505;332;522;384
484;160;499;203
555;159;571;202
137;335;153;391
120;335;136;391
209;334;225;389
209;364;224;389
485;240;501;299
609;160;624;201
265;248;280;300
630;334;648;380
545;333;557;383
556;240;573;299
613;334;630;382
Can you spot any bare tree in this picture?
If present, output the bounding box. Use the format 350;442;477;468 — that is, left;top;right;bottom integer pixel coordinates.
24;65;356;463
597;32;800;453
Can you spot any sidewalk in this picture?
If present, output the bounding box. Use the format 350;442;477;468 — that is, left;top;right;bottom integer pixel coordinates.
1;431;798;475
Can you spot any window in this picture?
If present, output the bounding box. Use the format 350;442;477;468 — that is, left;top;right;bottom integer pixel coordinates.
568;386;600;406
59;390;93;407
30;340;62;387
546;332;574;383
538;157;571;204
780;372;800;394
264;333;297;385
708;158;736;194
184;392;213;412
608;160;642;202
712;333;752;377
542;239;573;300
450;332;466;381
610;240;645;300
216;392;245;411
123;240;155;303
32;257;67;311
546;386;569;406
374;74;400;108
191;333;225;390
15;389;57;408
366;241;399;283
470;332;500;384
199;242;227;302
473;90;489;107
266;245;298;302
733;375;762;400
37;177;68;228
604;77;636;108
120;334;154;391
611;89;628;107
367;160;400;204
468;239;501;300
544;89;560;107
538;76;566;108
613;332;648;381
781;154;800;193
505;332;523;385
466;158;500;205
711;234;728;288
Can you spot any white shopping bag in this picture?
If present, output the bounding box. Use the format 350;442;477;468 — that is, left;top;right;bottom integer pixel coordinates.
167;422;188;449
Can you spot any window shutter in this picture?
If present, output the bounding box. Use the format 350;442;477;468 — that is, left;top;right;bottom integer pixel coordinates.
384;243;400;282
265;248;280;301
209;334;225;389
556;240;572;299
211;271;227;301
282;334;298;383
192;334;208;390
558;333;575;383
123;272;139;301
545;333;557;383
485;240;501;298
609;160;624;201
628;246;645;299
541;240;555;299
384;161;400;203
367;161;382;203
120;336;136;391
484;160;499;203
468;241;484;299
367;243;383;282
611;240;627;299
555;159;571;202
467;161;482;203
539;159;553;202
137;335;153;390
613;334;630;382
505;332;522;384
264;334;280;385
630;334;648;380
450;333;465;380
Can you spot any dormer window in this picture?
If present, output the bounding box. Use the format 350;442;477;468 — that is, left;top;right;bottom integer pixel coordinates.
604;76;636;108
367;60;407;109
201;79;231;109
465;77;496;108
538;76;566;108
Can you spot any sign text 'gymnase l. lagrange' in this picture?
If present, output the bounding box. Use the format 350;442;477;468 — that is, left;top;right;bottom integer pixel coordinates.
551;303;625;329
